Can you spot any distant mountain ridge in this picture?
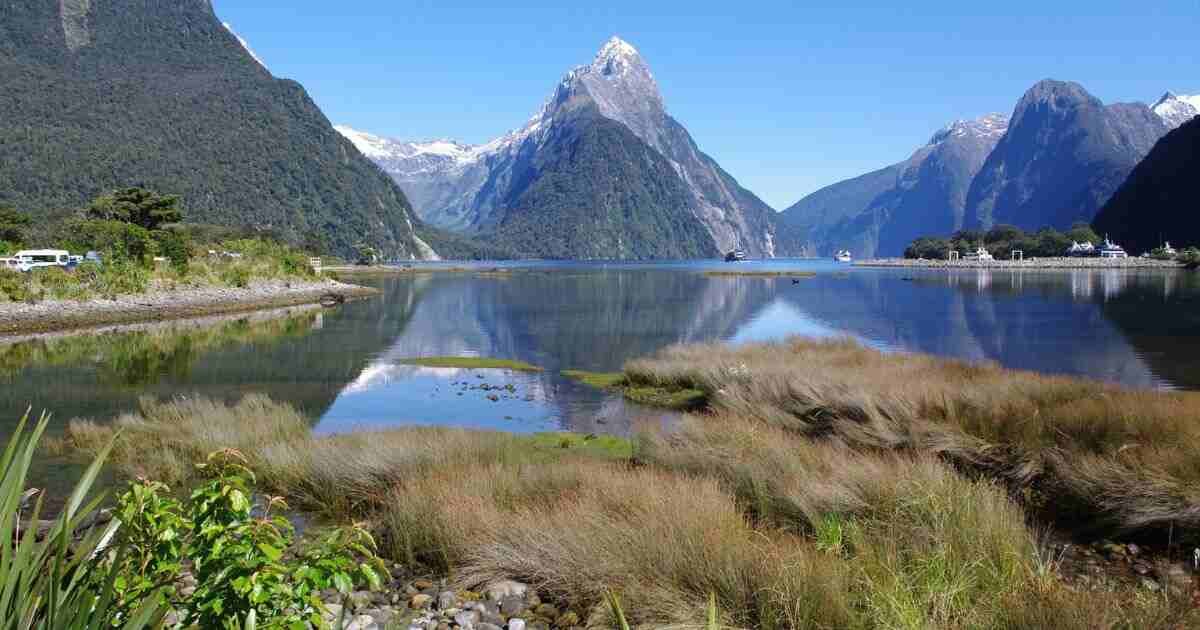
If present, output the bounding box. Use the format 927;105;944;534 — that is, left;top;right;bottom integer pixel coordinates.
777;114;1009;258
1093;116;1200;253
340;37;776;259
964;80;1168;231
779;79;1176;257
0;0;436;259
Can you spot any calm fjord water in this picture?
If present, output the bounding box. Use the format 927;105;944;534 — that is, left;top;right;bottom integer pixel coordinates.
4;261;1200;491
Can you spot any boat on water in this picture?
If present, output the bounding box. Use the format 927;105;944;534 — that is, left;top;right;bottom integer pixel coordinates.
834;250;852;263
1099;236;1128;259
724;249;747;262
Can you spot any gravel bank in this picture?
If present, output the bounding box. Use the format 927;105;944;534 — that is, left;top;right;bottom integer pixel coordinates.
0;279;377;336
856;257;1185;269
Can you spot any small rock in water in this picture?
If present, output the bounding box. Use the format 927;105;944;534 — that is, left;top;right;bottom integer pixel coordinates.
477;624;503;630
555;611;580;627
508;620;526;630
413;578;436;591
437;591;457;610
411;593;434;610
533;603;559;619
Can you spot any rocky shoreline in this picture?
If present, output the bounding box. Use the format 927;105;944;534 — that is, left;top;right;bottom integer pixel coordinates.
0;279;377;336
856;257;1185;269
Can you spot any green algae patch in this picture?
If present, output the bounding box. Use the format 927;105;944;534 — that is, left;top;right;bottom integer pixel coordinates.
702;270;817;278
624;385;707;411
397;357;543;372
562;369;708;411
561;370;627;389
524;432;634;461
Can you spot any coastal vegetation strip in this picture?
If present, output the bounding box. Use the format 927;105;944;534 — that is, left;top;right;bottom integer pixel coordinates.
562;369;707;410
2;188;380;335
54;387;1199;628
396;357;543;372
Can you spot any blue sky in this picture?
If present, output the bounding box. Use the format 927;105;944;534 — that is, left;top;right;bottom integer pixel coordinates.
213;1;1198;209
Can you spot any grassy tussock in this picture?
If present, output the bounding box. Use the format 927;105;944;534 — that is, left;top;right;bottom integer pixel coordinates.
58;394;1199;628
625;337;1200;543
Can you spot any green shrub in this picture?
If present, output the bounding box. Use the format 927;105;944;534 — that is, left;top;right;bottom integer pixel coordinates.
1;412;167;628
0;240;15;256
35;266;93;302
71;219;154;265
0;268;32;303
220;264;251;288
106;451;386;628
152;228;191;273
96;258;151;298
1179;247;1200;267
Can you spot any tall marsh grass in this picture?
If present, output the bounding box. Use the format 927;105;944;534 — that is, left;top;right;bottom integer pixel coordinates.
626;337;1200;543
60;388;1200;628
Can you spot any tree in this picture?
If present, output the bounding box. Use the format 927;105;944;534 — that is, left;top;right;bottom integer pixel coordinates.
0;205;32;244
86;187;183;231
1066;222;1100;245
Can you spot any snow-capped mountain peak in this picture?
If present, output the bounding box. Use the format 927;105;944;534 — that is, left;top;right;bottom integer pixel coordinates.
930;113;1010;144
1152;92;1200;129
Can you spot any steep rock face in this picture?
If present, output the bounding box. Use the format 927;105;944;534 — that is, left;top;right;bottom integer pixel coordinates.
0;0;433;258
777;114;1007;258
1093;116;1200;253
341;37;776;258
964;80;1168;231
1152;92;1200;129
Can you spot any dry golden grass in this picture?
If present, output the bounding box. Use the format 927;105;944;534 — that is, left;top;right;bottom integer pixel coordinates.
625;337;1200;543
56;390;1200;628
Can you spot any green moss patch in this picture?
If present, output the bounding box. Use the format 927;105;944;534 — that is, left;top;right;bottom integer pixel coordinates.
561;370;627;389
562;369;708;411
397;357;543;372
522;432;634;461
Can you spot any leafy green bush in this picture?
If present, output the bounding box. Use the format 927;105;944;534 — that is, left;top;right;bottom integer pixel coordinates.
2;412;167;628
152;228;191;273
1179;247;1200;268
96;259;151;299
69;219;155;265
107;451;385;628
0;240;15;256
0;268;33;303
35;266;92;302
220;264;251;288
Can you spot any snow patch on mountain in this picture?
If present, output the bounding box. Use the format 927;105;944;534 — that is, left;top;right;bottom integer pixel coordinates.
1152;92;1200;129
222;22;266;69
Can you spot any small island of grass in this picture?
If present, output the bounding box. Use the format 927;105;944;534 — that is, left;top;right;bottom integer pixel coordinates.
562;369;707;411
397;356;543;371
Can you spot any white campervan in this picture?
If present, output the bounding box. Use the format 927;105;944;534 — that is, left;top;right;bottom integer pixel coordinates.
13;249;71;271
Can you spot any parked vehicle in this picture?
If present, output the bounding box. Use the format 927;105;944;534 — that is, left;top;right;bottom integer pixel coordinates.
834;250;852;263
724;249;747;262
12;249;71;271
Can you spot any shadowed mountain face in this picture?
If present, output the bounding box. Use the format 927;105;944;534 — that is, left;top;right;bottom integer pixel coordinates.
339;37;777;259
965;80;1168;231
0;0;434;259
1093;117;1200;253
777;115;1008;258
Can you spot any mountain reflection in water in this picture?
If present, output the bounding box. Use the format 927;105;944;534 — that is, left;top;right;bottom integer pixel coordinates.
4;262;1199;495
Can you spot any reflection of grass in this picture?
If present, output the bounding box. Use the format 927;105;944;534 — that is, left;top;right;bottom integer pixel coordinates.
562;369;707;411
702;270;816;278
0;309;318;383
397;356;542;372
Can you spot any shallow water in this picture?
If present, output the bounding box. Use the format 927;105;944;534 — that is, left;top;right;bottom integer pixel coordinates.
5;260;1200;496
